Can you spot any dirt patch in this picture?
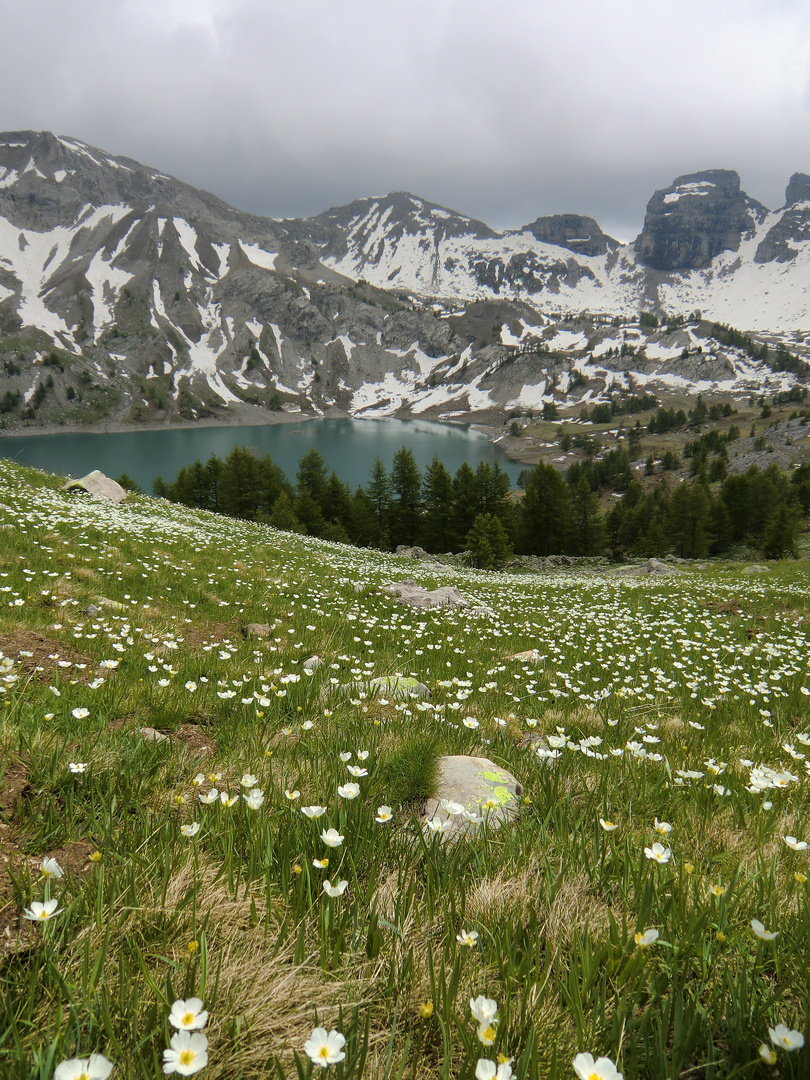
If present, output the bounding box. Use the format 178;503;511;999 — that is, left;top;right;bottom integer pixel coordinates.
20;839;96;877
109;718;218;756
171;723;218;756
0;631;95;683
711;601;744;616
1;833;96;961
1;759;91;960
0;759;30;952
0;866;35;960
0;759;31;816
175;621;238;650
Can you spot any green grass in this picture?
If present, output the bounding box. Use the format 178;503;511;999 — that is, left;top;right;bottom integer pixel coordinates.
373;735;442;810
0;455;809;1079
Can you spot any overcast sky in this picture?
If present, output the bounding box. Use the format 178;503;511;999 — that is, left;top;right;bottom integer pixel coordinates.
2;0;809;241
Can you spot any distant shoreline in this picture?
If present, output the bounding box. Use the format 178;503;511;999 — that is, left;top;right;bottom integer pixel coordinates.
0;402;318;440
0;403;543;468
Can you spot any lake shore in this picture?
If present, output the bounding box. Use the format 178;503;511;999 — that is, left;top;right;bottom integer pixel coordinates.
0;400;545;470
0;401;318;439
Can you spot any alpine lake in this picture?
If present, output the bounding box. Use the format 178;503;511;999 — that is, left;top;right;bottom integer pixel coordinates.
0;417;524;493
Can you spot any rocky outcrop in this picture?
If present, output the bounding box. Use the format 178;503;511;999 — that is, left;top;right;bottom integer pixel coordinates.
380;580;493;614
520;214;617;256
635;170;766;271
754;173;810;263
785;173;810;207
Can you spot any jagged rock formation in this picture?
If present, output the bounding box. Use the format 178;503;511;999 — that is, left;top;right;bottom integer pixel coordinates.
755;173;810;263
635;170;767;271
521;214;616;256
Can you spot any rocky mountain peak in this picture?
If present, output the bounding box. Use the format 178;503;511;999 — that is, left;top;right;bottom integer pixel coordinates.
0;130;238;233
285;190;497;260
754;172;810;264
784;172;810;207
1;130;809;437
634;169;766;271
517;214;617;256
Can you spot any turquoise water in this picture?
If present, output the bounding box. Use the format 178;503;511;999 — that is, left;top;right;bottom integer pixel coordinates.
0;418;522;492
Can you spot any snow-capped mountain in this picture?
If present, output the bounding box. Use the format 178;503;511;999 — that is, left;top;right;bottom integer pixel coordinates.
0;131;807;432
291;171;810;332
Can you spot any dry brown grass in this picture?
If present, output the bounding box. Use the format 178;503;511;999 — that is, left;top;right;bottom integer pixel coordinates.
159;860;395;1077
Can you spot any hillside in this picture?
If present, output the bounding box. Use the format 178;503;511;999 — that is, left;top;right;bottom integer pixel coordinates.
0;133;809;435
1;459;809;1077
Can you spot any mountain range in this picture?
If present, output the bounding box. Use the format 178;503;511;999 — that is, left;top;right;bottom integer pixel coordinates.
0;130;808;430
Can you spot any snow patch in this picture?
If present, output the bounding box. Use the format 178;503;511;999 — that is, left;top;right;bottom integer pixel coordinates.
513;382;548;409
500;323;522;347
663;181;715;205
213;242;230;277
240;242;277;271
173;218;202;271
268;323;283;358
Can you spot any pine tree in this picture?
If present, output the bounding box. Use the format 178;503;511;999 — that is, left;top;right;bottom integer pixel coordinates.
347;486;377;547
257;455;293;518
365;457;391;549
473;462;511;518
294;488;327;537
465;514;513;569
451;462;478;548
389;447;422;547
421;456;455;552
571;476;605;555
205;455;223;512
668;482;711;558
321;472;354;533
762;503;798;559
296;448;328;508
220;446;262;519
268;491;305;534
519;462;572;555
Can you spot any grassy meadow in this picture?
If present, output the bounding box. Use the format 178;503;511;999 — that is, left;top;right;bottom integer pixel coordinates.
0;456;809;1079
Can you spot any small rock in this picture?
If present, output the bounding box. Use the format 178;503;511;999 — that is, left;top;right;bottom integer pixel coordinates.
744;565;771;574
98;597;126;610
84;604;100;617
395;545;433;561
140;727;169;742
511;649;543;663
423;755;521;841
369;675;430;699
303;654;324;671
244;623;271;638
62;470;128;504
648;558;681;575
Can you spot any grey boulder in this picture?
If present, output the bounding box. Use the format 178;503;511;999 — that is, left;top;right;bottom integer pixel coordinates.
423;755;521;841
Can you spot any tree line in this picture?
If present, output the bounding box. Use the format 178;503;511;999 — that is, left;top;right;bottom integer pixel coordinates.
151;445;809;567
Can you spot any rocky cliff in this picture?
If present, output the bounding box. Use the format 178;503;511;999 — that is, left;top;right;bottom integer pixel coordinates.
754;173;810;263
634;170;767;271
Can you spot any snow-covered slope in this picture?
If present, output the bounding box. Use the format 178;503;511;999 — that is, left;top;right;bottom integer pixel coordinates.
0;132;807;433
295;180;810;331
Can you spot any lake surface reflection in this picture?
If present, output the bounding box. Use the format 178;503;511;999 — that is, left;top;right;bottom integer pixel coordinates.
0;418;523;492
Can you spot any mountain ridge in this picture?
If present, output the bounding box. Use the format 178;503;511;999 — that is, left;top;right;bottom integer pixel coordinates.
0;130;808;435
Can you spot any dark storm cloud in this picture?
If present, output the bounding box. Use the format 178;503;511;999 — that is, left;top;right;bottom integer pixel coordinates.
2;0;809;240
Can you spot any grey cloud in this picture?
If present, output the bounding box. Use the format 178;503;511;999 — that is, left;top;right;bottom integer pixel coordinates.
0;0;808;240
